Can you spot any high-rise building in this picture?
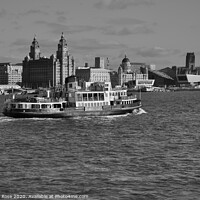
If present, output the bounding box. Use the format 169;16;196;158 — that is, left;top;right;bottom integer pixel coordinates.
95;57;104;69
186;52;195;73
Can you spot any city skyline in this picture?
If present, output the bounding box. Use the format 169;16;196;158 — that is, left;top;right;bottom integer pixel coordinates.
0;0;200;70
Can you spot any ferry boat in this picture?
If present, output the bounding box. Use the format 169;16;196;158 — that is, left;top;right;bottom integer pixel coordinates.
2;78;142;118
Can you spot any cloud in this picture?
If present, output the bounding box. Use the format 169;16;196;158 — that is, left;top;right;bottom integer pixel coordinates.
0;9;6;17
134;47;181;58
55;11;68;23
0;55;22;64
94;0;155;10
71;38;126;52
103;17;155;35
70;39;127;67
35;20;98;35
103;25;154;35
20;9;48;16
107;18;146;25
57;15;67;23
11;37;58;57
11;39;30;47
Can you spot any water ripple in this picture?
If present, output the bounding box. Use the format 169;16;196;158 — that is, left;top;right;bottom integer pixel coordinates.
1;92;200;199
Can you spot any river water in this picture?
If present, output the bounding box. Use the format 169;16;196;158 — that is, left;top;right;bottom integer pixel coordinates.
0;91;200;200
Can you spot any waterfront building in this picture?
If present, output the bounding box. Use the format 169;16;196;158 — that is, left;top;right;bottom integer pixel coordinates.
148;69;174;87
22;34;75;88
118;56;134;87
22;36;60;88
176;74;200;86
0;62;22;85
118;55;153;88
176;52;196;75
186;52;195;73
160;67;178;86
76;57;110;87
56;32;75;85
169;52;200;86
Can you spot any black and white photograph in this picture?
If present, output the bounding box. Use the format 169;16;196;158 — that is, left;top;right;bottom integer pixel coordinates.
0;0;200;199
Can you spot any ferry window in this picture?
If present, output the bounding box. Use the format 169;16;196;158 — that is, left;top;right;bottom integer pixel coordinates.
41;104;48;108
88;93;93;101
18;104;23;109
69;83;73;88
53;104;61;108
91;103;93;107
31;104;40;109
83;93;87;101
97;102;99;106
94;93;98;101
77;93;82;101
100;93;104;100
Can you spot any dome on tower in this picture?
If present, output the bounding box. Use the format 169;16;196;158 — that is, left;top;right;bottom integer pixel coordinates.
122;55;130;63
121;55;131;73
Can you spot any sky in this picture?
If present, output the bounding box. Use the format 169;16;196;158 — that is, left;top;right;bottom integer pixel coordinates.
0;0;200;70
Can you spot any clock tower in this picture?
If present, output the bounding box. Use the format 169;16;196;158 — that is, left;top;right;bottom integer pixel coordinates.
29;35;41;60
56;32;70;85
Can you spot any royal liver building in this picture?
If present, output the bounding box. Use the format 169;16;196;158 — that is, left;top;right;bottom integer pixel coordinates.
22;33;75;88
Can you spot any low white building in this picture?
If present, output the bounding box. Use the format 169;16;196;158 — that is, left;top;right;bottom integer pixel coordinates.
177;74;200;86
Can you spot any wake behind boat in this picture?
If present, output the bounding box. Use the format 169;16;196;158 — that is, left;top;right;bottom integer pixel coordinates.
3;76;142;118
